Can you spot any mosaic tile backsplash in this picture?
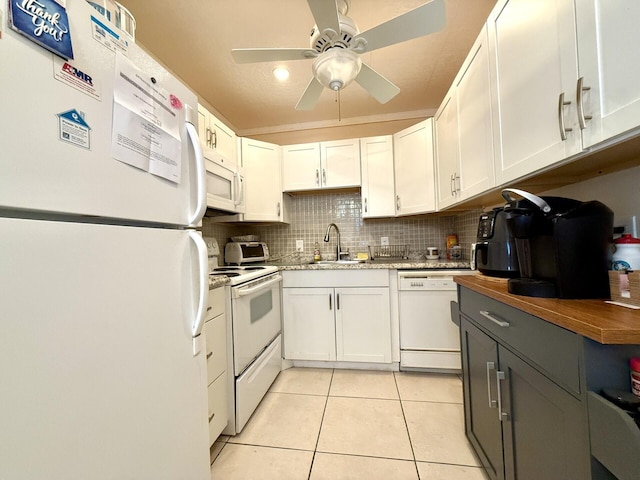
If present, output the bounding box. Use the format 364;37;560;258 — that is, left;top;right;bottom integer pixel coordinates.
203;191;481;263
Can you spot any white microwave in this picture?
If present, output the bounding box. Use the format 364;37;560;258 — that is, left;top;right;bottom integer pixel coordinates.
205;152;245;214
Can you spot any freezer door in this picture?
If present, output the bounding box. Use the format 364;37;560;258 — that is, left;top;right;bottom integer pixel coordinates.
0;0;203;226
0;218;210;480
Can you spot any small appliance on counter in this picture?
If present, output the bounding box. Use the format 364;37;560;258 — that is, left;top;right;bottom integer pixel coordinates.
473;207;520;277
501;188;614;299
225;241;270;265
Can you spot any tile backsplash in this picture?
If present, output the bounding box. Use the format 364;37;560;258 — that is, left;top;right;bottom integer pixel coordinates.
203;191;481;263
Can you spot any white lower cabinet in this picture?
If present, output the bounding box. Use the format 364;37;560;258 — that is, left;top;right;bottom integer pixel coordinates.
282;271;391;364
205;287;227;445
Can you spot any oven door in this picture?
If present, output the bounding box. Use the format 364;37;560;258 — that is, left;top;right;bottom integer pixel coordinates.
231;273;282;375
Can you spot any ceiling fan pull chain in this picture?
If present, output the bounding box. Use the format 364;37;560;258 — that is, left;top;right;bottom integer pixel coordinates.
337;89;342;122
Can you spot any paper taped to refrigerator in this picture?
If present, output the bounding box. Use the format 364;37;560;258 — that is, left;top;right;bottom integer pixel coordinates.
111;53;182;184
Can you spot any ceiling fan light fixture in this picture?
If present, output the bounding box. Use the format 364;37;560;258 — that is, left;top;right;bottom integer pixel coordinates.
272;67;290;81
312;48;362;91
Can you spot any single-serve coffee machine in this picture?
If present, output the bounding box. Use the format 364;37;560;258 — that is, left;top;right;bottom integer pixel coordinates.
502;188;613;299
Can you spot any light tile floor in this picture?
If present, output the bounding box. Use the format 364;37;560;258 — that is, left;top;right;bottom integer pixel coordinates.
210;368;487;480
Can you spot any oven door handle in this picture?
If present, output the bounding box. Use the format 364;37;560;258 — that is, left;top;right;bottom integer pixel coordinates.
233;274;282;298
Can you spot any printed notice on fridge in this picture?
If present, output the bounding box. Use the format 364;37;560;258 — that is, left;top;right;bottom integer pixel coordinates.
111;53;182;184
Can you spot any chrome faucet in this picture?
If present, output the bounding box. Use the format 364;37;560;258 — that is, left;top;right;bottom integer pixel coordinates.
324;223;349;260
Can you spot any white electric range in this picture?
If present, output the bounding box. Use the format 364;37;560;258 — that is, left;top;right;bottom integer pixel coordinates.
206;240;282;435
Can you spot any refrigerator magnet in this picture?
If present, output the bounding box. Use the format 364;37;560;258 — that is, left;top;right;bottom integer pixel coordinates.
9;0;74;60
57;109;91;150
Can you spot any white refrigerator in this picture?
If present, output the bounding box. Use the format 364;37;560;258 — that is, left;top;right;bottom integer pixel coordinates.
0;1;211;478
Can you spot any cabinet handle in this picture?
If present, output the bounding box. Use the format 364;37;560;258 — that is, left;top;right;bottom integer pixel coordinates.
329;294;332;310
479;310;510;328
209;413;215;422
450;174;456;196
212;129;217;149
396;195;401;211
315;169;320;186
486;361;497;408
322;169;326;185
577;77;593;130
496;370;509;422
206;352;213;360
558;92;573;141
277;202;281;217
364;197;368;213
336;293;340;310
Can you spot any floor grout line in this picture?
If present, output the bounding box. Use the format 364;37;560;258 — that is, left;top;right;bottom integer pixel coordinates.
393;371;421;479
307;368;334;480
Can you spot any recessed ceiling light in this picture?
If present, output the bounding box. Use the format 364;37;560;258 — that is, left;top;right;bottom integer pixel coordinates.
273;67;290;81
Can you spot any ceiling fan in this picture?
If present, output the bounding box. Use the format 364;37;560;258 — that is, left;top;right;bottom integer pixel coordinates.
231;0;446;110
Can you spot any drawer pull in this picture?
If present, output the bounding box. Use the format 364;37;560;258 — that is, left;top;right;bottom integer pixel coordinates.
206;352;213;359
209;413;215;422
479;310;510;328
487;361;497;408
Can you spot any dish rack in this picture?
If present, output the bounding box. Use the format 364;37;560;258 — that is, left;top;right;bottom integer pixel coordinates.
368;244;409;260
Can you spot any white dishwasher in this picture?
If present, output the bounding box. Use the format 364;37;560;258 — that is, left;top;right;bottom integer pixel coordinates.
398;270;475;372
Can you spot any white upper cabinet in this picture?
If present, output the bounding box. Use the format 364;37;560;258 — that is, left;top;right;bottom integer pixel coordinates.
393;119;436;216
282;139;361;191
239;138;288;222
360;136;395;218
575;0;640;148
488;0;581;185
436;25;496;210
197;104;237;165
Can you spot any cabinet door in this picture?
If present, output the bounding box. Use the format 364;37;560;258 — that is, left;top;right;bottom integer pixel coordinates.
320;139;361;189
282;143;321;191
197;104;210;149
435;93;460;210
282;288;336;361
576;0;640;148
393;119;436;216
335;288;391;363
210;115;237;164
460;318;505;480
457;26;495;201
240;138;284;222
498;346;589;480
489;0;581;185
360;136;395;218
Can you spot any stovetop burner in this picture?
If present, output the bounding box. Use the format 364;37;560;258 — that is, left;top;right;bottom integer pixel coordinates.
209;264;279;286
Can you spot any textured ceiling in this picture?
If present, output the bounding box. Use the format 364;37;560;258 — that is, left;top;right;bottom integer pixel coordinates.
117;0;496;136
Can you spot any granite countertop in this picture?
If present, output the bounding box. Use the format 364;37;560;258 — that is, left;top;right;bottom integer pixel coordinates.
208;258;472;288
268;258;472;270
209;276;230;289
455;274;640;345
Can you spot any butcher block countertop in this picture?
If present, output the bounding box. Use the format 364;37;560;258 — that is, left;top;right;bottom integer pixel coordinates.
455;274;640;345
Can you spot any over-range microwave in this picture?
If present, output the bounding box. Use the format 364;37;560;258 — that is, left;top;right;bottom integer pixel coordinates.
205;152;245;214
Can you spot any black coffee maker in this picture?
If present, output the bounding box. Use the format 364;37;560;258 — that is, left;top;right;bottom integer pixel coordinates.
502;188;613;299
474;208;520;278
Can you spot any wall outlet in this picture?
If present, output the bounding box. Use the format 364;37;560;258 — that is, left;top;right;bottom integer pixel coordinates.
381;236;389;246
295;239;304;252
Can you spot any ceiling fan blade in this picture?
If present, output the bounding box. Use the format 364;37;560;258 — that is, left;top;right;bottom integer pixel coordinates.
306;0;341;35
295;77;325;110
231;48;316;64
354;0;446;53
355;63;400;104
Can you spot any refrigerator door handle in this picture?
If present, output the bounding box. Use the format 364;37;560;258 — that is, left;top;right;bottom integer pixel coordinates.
185;105;207;227
189;231;208;356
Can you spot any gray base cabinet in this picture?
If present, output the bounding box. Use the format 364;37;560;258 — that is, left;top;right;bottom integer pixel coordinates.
459;287;590;480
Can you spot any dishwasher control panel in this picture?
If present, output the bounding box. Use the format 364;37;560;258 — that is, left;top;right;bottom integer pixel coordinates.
398;270;475;291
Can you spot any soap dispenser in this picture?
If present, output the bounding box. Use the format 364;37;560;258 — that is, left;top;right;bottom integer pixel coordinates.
314;242;321;262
